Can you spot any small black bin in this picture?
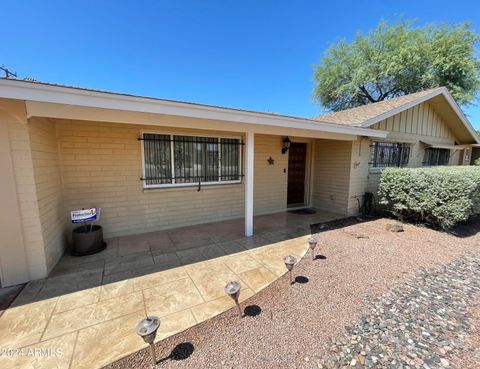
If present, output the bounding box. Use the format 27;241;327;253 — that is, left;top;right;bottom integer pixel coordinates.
72;225;107;256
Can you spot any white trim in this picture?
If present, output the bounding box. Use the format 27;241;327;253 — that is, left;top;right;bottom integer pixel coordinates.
361;89;443;128
0;79;387;138
140;130;242;189
245;132;254;236
420;141;461;150
144;180;242;190
170;134;176;183
442;90;480;144
371;138;417;144
361;87;480;144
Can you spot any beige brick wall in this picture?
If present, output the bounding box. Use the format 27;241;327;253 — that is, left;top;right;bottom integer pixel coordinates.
55;120;287;238
348;139;371;215
311;139;352;215
7;121;48;279
254;134;288;215
29;117;67;273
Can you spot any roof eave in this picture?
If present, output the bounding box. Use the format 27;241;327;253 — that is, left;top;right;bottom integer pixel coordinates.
0;78;387;139
360;87;479;144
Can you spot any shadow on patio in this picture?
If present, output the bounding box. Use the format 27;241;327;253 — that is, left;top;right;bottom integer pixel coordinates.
0;209;340;369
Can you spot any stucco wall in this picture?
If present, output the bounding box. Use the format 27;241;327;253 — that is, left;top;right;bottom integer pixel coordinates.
311;139;352;215
55;120;288;238
29;117;67;273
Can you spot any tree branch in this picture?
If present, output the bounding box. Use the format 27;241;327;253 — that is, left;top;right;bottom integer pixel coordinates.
379;86;400;101
359;86;377;103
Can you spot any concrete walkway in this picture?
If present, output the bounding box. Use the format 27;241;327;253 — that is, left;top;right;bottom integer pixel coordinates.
0;210;339;369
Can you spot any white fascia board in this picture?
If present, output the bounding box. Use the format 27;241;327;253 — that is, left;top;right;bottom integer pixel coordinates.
360;89;444;128
361;87;480;144
0;79;387;139
441;90;480;144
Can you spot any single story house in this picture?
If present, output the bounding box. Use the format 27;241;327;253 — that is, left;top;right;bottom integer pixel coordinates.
0;79;478;287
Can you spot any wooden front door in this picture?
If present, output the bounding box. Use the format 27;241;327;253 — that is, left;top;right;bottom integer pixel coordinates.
287;142;307;205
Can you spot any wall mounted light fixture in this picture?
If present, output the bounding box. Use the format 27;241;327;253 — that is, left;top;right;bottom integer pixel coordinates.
282;137;291;154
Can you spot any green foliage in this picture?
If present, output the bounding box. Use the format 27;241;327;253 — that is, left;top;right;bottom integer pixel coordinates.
313;19;480;112
378;166;480;229
475;157;480;166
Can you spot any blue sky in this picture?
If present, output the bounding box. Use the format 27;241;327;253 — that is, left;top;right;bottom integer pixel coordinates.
2;0;480;129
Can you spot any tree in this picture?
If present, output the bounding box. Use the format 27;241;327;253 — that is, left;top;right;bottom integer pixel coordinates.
313;20;480;112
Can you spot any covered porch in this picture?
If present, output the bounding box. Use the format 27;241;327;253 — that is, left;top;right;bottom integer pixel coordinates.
0;210;338;369
0;79;386;288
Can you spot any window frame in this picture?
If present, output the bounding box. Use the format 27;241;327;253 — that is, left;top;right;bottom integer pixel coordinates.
423;147;450;166
370;141;411;169
141;130;243;189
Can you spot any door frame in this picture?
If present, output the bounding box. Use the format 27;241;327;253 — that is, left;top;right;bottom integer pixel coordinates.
286;137;314;209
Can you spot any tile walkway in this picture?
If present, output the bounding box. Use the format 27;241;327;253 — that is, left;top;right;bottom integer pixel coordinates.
0;210;340;369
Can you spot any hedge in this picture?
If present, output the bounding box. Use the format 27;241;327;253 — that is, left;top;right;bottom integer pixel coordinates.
378;166;480;229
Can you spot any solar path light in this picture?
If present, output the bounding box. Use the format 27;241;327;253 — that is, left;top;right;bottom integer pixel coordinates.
308;237;318;261
224;281;242;318
284;255;297;284
135;315;160;368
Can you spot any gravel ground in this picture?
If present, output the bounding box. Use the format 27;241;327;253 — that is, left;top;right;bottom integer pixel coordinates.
450;298;480;369
320;254;480;368
105;217;480;369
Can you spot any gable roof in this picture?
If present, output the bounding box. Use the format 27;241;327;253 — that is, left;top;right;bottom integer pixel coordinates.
314;89;441;126
314;87;479;144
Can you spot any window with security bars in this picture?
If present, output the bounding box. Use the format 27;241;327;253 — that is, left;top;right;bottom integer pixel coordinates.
370;142;410;168
423;148;450;166
142;133;242;188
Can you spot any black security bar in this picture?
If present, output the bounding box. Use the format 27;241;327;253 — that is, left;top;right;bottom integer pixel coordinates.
138;137;245;145
140;134;243;191
140;175;245;191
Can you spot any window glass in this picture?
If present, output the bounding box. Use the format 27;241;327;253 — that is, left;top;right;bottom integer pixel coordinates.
143;133;172;186
371;142;410;168
221;138;240;181
173;136;219;183
142;133;241;187
424;148;450;166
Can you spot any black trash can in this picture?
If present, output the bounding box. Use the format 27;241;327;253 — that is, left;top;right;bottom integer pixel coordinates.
72;225;107;256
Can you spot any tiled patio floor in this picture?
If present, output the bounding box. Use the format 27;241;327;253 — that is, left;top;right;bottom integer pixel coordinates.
0;210;340;369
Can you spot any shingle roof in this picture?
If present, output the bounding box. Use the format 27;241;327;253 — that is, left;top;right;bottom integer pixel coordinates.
313;88;444;127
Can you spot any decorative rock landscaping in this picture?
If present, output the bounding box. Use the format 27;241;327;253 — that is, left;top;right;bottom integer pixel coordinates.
106;217;480;369
321;254;480;368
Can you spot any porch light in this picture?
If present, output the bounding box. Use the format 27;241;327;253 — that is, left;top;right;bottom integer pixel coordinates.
282;137;291;154
224;281;242;317
308;237;318;261
284;255;297;284
135;316;161;367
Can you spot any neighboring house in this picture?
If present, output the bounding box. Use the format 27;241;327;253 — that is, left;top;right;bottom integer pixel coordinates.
0;80;478;287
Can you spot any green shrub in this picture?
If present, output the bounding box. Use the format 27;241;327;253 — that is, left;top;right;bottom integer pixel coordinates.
475;157;480;166
378;166;480;229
